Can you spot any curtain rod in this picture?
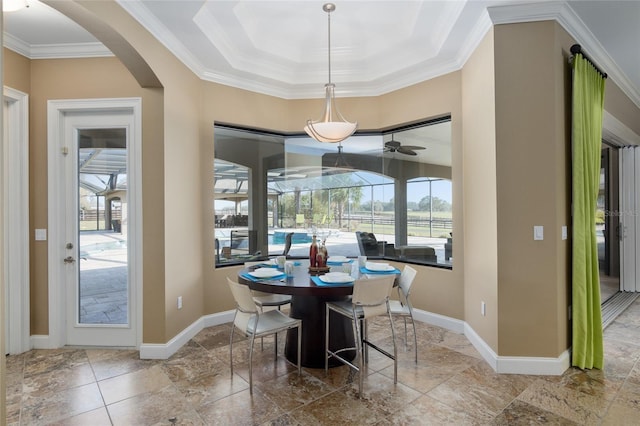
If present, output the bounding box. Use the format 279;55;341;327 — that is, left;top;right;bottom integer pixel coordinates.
570;44;608;78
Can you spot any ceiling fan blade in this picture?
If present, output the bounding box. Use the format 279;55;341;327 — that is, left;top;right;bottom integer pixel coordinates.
385;140;401;149
397;147;418;156
402;145;426;151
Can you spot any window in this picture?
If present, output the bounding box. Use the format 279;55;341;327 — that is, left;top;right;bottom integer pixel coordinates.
214;117;452;268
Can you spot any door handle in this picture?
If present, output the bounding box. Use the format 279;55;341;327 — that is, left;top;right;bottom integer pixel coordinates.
63;256;76;264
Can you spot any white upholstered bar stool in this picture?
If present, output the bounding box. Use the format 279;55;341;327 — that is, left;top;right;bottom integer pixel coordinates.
227;278;301;394
244;261;292;312
325;275;397;398
389;265;418;362
244;261;292;352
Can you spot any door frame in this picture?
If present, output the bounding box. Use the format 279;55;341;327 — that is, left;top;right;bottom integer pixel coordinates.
3;87;30;354
603;110;640;293
47;98;142;348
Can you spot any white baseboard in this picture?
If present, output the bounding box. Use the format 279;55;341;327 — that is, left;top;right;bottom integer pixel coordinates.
414;309;567;375
35;307;567;375
31;334;54;349
139;310;234;359
463;322;499;370
412;308;465;334
463;321;569;375
496;350;570;375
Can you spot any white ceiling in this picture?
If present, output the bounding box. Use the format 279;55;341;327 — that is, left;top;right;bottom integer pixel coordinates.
3;0;639;106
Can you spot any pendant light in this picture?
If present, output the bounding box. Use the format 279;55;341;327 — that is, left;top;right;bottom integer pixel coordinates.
3;0;28;12
304;3;357;143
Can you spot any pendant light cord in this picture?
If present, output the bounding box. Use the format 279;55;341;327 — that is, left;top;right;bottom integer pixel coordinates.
326;5;332;85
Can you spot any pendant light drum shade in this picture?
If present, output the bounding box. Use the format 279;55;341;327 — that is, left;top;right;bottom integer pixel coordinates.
304;4;357;144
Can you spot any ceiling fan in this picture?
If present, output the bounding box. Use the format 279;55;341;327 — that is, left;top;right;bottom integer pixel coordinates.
384;136;426;156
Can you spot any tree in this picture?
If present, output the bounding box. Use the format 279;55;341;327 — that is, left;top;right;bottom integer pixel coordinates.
323;174;364;228
418;195;452;212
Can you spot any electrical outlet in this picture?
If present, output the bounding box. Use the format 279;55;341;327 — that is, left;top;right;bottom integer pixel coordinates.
177;296;183;310
481;301;486;316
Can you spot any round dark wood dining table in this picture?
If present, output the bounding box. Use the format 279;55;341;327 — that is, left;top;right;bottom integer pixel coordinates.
238;260;360;368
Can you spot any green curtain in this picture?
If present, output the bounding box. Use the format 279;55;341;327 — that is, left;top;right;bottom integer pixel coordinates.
571;53;606;370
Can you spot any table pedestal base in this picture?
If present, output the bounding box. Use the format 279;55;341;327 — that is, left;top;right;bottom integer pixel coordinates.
285;294;356;368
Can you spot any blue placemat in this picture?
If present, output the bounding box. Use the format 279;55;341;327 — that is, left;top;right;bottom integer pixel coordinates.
311;275;354;286
240;272;286;282
359;267;401;275
257;261;302;268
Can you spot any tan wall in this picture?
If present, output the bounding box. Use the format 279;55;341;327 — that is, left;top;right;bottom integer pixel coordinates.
3;48;30;93
24;56;147;335
10;0;639;354
491;21;639;357
461;29;499;350
379;74;464;320
202;73;465;321
493;21;569;357
140;86;167;343
604;81;640;137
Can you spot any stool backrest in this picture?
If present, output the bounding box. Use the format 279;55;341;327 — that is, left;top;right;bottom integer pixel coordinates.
227;278;259;333
352;275;395;318
398;265;417;304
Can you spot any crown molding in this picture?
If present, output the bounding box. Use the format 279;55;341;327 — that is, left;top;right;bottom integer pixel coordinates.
3;32;113;59
6;1;639;107
488;1;640;109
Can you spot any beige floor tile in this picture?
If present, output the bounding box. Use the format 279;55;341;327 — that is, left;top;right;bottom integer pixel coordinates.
7;301;640;425
20;382;104;426
288;387;390;425
516;378;608;425
107;384;204;425
491;399;578;425
379;357;461;394
23;349;88;377
161;344;222;384
389;393;486;425
426;362;536;422
601;400;640;426
86;348;159;381
342;372;423;415
610;379;640;412
254;370;336;411
257;412;301;425
22;362;96;396
98;364;173;405
5;353;26;374
196;387;285;425
542;365;622;401
191;323;242;350
47;407;112;426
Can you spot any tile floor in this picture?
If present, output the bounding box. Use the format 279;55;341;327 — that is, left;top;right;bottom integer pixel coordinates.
6;297;640;425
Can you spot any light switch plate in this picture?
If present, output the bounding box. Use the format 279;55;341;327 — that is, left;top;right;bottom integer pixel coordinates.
534;226;544;241
561;226;568;240
35;229;47;241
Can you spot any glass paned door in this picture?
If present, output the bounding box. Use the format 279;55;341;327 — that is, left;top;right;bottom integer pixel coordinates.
62;110;137;347
598;145;621;303
77;129;129;325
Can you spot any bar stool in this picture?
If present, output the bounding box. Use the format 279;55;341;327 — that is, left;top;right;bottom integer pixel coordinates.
325;275;397;397
227;278;301;393
389;265;418;362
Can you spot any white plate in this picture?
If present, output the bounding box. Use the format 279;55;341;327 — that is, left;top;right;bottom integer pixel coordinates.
318;272;354;283
248;268;284;278
327;256;348;263
365;262;392;271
